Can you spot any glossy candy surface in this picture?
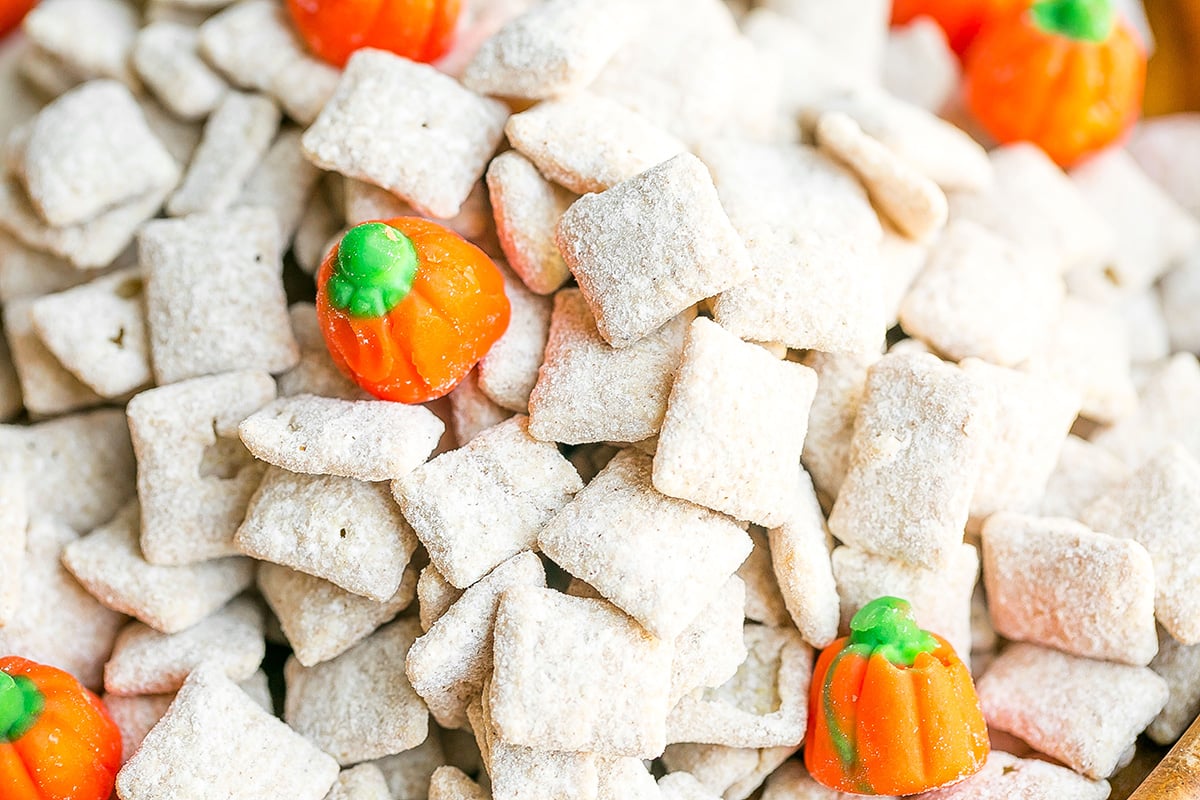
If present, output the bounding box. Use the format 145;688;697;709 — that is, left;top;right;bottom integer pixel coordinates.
286;0;459;67
891;0;1026;57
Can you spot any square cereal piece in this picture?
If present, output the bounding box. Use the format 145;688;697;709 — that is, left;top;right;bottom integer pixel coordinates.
664;744;798;800
167;91;281;217
238;394;444;482
828;353;995;569
259;560;417;667
658;773;722;800
652;317;818;526
197;0;304;92
133;22;229;121
768;472;840;649
762;761;898;800
668;576;747;706
417;563;463;632
0;475;25;626
556;153;751;348
505;93;686;195
920;750;1110;800
1081;445;1200;645
982;512;1158;665
20;81;178;227
429;765;488;800
527;289;690;445
948;143;1113;275
1091;353;1200;467
977;643;1167;779
29;267;151;398
4;297;103;416
340;176;412;224
447;369;514;445
0;516;126;689
462;0;646;100
832;543;978;660
961;359;1080;520
393;415;582;589
666;624;811;749
104;596;265;695
737;531;789;627
1068;148;1200;299
0;230;94;304
62;501;256;634
698;139;885;354
815;111;948;241
277;303;368;400
23;0;139;87
140;207;299;383
237;126;323;244
899;221;1065;367
1039;435;1131;519
800;351;877;505
271;54;340;126
0;408;135;532
406;551;545;729
285;618;429;765
883;18;960;113
136;95;204;167
127;371;276;565
490;586;674;757
477;269;552;413
236;468;418;601
105;692;175;765
117;662;340;800
326;764;391;800
301;49;507;219
538;448;751;640
487;151;575;295
1147;632;1200;744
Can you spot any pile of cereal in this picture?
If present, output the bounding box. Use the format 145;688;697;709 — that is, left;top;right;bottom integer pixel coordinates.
0;0;1198;798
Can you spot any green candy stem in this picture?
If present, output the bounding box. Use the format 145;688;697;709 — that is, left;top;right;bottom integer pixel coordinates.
0;670;44;742
1030;0;1115;43
848;596;939;667
327;222;419;319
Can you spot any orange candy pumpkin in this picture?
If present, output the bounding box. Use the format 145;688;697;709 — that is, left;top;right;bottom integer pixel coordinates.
891;0;1025;57
317;218;510;404
805;597;989;796
0;656;122;800
964;0;1146;167
286;0;460;67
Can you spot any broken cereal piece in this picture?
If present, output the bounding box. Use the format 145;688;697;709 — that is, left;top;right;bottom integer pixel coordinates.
668;576;747;706
133;22;229;121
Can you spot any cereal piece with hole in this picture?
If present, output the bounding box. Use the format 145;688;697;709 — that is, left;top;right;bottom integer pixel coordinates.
236;468;418;601
1039;436;1131;520
962;359;1081;520
104;596;263;696
737;531;789;627
117;662;340;800
899;221;1064;367
1147;633;1200;745
29;267;152;398
487;149;575;296
800;351;876;506
429;765;488;800
277;303;367;400
828;353;995;569
128;371;275;565
394;415;581;589
1081;445;1200;645
0;516;126;688
490;587;674;757
504;94;686;195
539;449;751;640
1091;353;1200;466
1068;149;1200;299
302;49;508;219
668;576;747;706
285;618;429;765
976;643;1167;779
417;563;462;633
140;207;298;383
663;744;799;800
133;22;229;121
768;472;840;649
447;369;513;445
463;0;646;100
325;764;392;800
259;560;417;667
658;772;722;800
62;501;255;634
4;297;104;416
528;290;690;445
666;624;811;749
167;92;281;217
982;513;1158;666
406;551;545;729
236;127;323;245
653;317;817;526
832;543;978;661
18;81;178;227
23;0;140;87
816;111;948;241
239;394;444;482
698;139;884;354
477;270;552;413
883;18;960;113
556;153;751;348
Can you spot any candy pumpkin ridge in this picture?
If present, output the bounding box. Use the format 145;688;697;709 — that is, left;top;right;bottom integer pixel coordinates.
0;670;44;742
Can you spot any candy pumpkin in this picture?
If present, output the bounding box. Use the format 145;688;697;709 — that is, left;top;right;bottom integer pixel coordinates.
286;0;460;67
317;218;510;404
964;0;1146;167
0;656;122;800
891;0;1026;57
1;0;35;39
805;597;989;796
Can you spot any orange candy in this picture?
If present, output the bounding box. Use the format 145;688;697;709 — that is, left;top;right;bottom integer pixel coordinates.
0;0;36;40
286;0;459;67
891;0;1026;57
